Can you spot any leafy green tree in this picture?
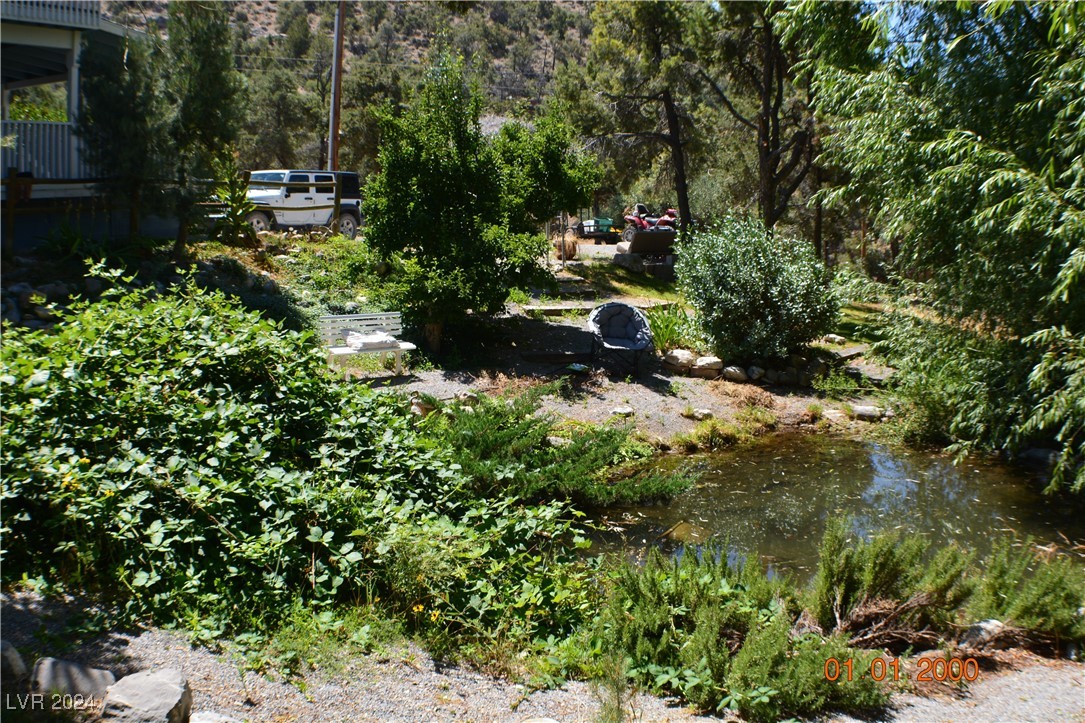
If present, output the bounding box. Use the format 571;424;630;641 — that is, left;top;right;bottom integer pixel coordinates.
575;1;696;231
239;64;312;169
362;56;553;352
492;108;602;234
164;1;243;254
818;1;1085;490
76;32;168;239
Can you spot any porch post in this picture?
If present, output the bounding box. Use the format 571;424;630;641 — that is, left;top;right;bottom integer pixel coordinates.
68;30;82;177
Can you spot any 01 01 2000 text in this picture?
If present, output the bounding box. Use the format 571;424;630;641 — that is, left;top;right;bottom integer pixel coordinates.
824;656;980;683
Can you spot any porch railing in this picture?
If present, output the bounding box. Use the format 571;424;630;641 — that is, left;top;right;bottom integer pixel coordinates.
1;120;91;180
1;0;101;30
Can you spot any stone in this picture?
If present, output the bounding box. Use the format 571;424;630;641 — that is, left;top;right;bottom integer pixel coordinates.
822;334;846;344
103;668;192;723
690;366;719;379
343;301;360;313
84;277;104;294
763;369;779;383
747;365;765;381
693;356;723;370
190;713;241;723
777;369;797;386
32;658;115;700
851;405;885;422
547;436;571;448
691;408;713;421
1;640;27;679
1019;448;1058;467
611;406;635;417
788;354;807;368
663;349;695;371
38;282;70;301
721;365;748;382
958;619;1006;650
455;390;480;406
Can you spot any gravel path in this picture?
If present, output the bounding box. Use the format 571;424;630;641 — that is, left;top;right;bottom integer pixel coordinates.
364;313;845;443
4;592;1081;722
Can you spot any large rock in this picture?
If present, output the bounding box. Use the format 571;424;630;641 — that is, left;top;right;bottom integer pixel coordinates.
746;365;765;381
720;365;748;382
663;349;695;371
694;356;723;370
103;668;192;723
1;640;27;679
611;406;635;417
32;658;115;700
692;357;724;379
851;405;885;422
958;619;1006;650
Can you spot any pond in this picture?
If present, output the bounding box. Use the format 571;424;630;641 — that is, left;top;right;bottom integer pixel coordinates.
597;433;1085;579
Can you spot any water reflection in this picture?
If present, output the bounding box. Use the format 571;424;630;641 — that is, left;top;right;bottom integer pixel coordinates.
597;434;1085;579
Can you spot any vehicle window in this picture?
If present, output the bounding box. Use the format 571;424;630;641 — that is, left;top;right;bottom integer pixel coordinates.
249;172;285;190
314;174;335;193
286;174;310;194
339;173;360;197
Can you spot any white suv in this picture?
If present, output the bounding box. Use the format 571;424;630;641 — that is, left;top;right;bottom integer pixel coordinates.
244;170;363;239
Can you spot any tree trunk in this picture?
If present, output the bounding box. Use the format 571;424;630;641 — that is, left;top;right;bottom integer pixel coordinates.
129;187;142;241
813;165;824;261
758;14;776;231
661;89;691;236
424;321;443;355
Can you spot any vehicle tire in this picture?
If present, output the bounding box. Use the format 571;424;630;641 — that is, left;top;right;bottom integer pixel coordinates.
245;211;272;234
622;225;637;244
337;213;359;239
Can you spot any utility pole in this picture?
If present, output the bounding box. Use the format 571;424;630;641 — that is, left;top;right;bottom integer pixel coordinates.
327;0;346;171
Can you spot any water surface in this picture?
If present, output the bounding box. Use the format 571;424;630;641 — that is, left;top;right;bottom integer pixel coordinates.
599;434;1085;578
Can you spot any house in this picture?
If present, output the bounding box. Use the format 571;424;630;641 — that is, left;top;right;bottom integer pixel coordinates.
1;0;159;251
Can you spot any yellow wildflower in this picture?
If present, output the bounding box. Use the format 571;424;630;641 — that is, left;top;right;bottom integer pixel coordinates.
412;604;424;613
429;609;440;622
79;457;90;465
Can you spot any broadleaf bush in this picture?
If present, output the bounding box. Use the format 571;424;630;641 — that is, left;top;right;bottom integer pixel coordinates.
0;269;595;644
676;216;838;360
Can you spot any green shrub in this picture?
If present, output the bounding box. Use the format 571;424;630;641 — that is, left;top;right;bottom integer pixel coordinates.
809;518;972;638
601;547;888;719
676;217;839;360
969;538;1085;641
0;270;595;646
420;384;694;506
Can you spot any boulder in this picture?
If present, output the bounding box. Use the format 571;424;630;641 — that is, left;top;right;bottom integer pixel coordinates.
103;668;192;723
763;369;779;383
610;406;635;417
663;349;695;371
851;405;885;422
777;369;797;386
690;366;719;379
682;408;713;421
721;365;748;383
32;658;115;700
822;334;846;344
1;640;27;679
958;619;1006;650
746;365;765;381
693;356;724;370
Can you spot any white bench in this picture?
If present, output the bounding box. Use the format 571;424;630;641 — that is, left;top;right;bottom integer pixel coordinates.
317;313;417;376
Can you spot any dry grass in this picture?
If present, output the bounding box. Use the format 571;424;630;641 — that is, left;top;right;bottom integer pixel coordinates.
474;371;548;397
710;379;777;409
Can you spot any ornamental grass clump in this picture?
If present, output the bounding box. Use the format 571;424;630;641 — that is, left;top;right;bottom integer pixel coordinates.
676;217;838;360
